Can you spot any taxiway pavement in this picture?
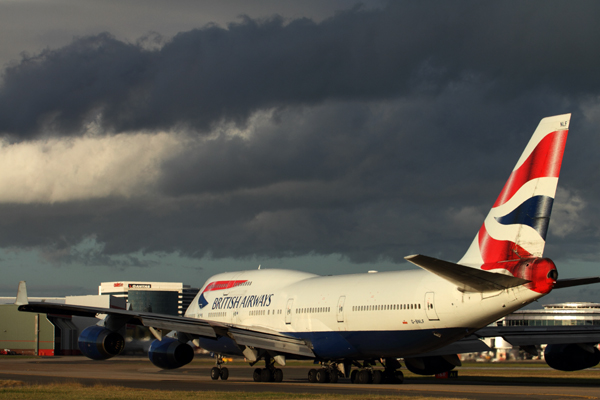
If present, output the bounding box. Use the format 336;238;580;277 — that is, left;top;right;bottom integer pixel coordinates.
0;356;598;400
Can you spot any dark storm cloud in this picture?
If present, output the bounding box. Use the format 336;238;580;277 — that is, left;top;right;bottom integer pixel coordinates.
1;1;600;137
0;187;453;264
153;90;600;264
0;90;590;264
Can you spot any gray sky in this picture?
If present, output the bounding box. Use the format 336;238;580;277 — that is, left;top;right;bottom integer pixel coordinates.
0;0;598;306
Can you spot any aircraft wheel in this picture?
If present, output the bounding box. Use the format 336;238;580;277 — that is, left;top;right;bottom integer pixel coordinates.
308;368;318;383
273;368;283;382
372;370;383;384
394;370;404;384
350;369;358;383
382;370;393;383
357;369;372;384
316;368;329;383
220;367;229;380
253;368;262;382
210;367;220;380
328;369;339;383
261;368;273;382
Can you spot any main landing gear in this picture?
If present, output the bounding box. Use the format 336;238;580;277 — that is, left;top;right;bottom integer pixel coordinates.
349;358;404;385
350;368;404;384
210;354;229;380
252;356;284;382
306;358;404;384
308;362;341;383
208;354;403;384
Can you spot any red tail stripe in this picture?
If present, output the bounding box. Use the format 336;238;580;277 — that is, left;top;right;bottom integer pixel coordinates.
478;224;531;265
493;130;568;208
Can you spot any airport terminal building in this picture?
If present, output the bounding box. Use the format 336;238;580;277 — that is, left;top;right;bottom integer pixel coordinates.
476;302;600;361
499;302;600;327
98;281;199;316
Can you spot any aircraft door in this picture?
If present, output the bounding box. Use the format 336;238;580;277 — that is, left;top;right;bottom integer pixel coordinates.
337;296;346;323
425;292;439;321
285;298;294;325
230;290;246;325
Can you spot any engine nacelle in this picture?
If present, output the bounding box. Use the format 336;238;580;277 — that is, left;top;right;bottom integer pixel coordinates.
544;343;600;371
78;326;125;360
148;337;194;370
404;355;459;375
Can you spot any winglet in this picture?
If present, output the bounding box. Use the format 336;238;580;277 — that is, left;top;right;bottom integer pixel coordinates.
14;281;29;306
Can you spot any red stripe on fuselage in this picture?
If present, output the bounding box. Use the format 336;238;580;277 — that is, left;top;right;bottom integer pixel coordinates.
493;130;568;208
202;280;248;293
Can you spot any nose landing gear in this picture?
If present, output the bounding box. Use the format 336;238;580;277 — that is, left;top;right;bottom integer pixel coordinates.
210;354;229;380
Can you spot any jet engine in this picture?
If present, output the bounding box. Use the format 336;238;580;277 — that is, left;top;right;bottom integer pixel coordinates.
78;325;125;360
404;354;460;375
148;337;194;369
544;343;600;371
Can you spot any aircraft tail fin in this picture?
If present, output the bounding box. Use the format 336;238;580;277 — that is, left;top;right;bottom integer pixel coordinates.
458;114;571;270
15;281;29;306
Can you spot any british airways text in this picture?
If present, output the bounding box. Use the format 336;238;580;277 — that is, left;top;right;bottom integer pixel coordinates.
212;294;274;310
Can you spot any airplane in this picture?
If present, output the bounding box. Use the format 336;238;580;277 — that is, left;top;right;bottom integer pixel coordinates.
16;113;600;384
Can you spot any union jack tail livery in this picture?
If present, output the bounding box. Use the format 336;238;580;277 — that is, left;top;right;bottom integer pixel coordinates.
458;114;571;275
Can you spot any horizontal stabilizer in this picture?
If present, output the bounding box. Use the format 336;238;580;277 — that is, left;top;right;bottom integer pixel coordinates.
405;254;530;292
553;277;600;289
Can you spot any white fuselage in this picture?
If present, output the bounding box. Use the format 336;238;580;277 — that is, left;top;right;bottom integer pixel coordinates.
185;268;543;359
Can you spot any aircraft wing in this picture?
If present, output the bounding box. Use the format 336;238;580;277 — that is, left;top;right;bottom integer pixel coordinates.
407;325;600;360
17;300;315;358
473;325;600;346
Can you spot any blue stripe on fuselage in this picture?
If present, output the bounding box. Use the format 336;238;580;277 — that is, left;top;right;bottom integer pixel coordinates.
196;328;471;360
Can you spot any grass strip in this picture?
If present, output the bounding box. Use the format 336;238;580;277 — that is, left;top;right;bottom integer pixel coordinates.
0;381;467;400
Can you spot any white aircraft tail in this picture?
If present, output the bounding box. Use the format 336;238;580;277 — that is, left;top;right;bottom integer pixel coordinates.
14;281;29;306
458;114;571;269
